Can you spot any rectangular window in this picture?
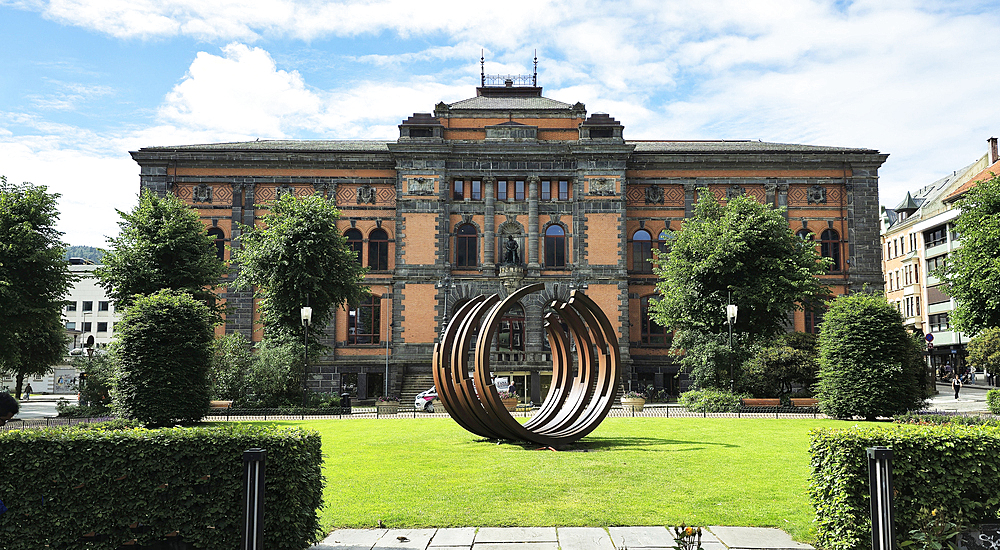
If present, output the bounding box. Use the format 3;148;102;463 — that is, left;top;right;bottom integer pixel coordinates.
348;296;381;345
514;180;525;201
66;302;77;312
98;301;110;312
471;180;481;200
558;180;569;200
82;322;92;332
496;180;508;201
540;180;551;200
66;322;76;330
924;225;947;248
929;313;950;332
82;301;93;312
927;254;947;273
97;322;108;333
916;296;921;316
453;180;464;201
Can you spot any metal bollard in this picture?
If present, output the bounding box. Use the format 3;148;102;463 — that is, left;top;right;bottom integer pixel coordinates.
867;446;895;550
243;448;266;550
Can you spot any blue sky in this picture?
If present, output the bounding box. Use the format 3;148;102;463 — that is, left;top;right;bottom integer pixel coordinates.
2;0;999;246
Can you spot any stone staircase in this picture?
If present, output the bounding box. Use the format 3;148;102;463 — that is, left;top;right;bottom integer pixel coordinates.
400;374;435;408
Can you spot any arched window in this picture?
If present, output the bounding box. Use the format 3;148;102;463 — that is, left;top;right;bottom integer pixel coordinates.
796;229;813;241
821;229;841;271
641;296;670;346
455;224;478;268
657;229;672;252
632;229;653;273
348;295;381;345
207;228;225;261
544;225;566;268
496;303;525;360
345;228;363;265
368;229;388;270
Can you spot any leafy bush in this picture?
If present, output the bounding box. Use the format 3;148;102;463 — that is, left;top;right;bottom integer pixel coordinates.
988;389;1000;415
113;289;215;427
673;330;748;391
809;424;1000;550
68;353;115;408
210;333;307;409
967;327;1000;378
894;412;1000;427
815;292;926;420
679;389;746;412
0;424;322;550
740;336;817;398
55;402;111;418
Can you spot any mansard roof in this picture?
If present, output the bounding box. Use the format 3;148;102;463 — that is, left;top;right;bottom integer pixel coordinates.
629;140;878;154
446;95;577;111
136;140;391;152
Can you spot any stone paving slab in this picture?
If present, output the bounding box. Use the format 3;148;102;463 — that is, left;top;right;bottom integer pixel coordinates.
475;527;558;543
374;529;438;549
317;528;386;549
608;526;673;548
556;527;616;550
474;544;559;550
707;526;813;550
429;527;477;547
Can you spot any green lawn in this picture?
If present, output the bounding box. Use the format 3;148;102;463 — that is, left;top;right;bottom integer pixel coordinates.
263;416;863;543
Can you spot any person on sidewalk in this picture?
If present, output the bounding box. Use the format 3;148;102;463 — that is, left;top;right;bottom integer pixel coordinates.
952;375;963;399
22;383;33;401
1;392;19;426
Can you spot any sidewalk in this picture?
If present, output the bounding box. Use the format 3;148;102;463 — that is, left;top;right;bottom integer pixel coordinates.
925;382;995;414
316;526;814;550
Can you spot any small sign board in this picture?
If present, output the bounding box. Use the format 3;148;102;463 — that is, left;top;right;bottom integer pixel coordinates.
959;524;1000;550
925;333;934;342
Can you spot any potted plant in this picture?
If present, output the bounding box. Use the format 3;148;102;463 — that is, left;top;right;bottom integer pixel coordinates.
376;395;400;415
497;390;519;411
621;390;646;412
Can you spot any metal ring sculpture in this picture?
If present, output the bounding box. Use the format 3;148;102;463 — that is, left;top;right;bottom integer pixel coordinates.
432;283;621;446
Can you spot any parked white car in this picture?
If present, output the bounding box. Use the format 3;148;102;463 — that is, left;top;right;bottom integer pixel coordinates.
414;387;438;412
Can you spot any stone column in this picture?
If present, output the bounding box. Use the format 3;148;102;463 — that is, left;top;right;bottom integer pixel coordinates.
484;177;496;270
684;182;697;217
527;176;540;273
777;183;789;219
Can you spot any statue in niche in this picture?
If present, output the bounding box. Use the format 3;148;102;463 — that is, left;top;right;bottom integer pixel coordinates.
807;185;827;204
357;185;376;204
645;185;664;204
192;184;213;203
503;236;520;266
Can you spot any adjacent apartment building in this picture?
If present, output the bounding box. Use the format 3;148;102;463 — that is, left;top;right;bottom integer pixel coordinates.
881;137;1000;377
129;71;887;402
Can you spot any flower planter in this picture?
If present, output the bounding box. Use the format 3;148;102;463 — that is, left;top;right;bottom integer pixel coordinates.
501;397;519;412
376;402;399;415
621;397;646;412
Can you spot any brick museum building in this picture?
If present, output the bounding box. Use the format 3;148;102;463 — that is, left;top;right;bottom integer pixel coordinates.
130;70;887;404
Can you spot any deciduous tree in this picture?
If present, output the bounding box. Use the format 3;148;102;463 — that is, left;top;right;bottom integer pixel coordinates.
939;173;1000;335
233;193;368;349
0;176;75;397
97;190;225;312
967;326;1000;380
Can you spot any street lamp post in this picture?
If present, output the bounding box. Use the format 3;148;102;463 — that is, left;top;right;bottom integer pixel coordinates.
726;294;738;391
300;306;312;408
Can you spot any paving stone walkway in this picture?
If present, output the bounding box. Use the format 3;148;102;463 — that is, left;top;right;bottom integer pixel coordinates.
315;526;814;550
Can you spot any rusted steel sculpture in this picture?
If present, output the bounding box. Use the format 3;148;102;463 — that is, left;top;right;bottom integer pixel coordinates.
432;283;621;445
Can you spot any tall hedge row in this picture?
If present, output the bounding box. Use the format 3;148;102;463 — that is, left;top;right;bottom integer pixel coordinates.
0;424;323;550
809;424;1000;550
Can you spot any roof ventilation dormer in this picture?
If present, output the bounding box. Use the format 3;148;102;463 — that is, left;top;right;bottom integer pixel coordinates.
579;113;624;143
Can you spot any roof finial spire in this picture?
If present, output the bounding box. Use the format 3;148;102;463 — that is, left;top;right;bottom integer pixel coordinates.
533;50;538;87
481;50;485;87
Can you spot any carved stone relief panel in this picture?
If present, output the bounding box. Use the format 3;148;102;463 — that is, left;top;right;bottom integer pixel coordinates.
276;184;295;198
357;184;377;204
807;185;828;204
192;184;213;203
407;177;435;195
645;185;664;204
588;177;616;196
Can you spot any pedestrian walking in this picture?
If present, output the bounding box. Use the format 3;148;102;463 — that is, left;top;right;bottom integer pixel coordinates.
970;367;977;384
952;376;962;399
22;383;33;401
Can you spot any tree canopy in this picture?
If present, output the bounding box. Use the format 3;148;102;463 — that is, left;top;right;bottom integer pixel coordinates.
96;190;225;312
232;193;368;349
967;326;1000;377
650;191;831;343
939;173;1000;335
0;176;75;396
815;291;926;420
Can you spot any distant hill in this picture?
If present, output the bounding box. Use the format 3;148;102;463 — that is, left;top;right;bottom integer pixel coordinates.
65;245;104;264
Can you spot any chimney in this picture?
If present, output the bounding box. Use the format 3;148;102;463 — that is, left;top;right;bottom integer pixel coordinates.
989;136;999;164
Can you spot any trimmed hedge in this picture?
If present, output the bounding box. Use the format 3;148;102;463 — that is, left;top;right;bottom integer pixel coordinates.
809;424;1000;550
988;389;1000;415
0;423;322;550
679;389;747;412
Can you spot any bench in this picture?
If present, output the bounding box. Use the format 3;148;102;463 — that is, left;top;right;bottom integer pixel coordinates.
790;398;818;408
741;398;780;408
209;400;233;410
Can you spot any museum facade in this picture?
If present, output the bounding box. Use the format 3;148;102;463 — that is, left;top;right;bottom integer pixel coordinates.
130;75;887;403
